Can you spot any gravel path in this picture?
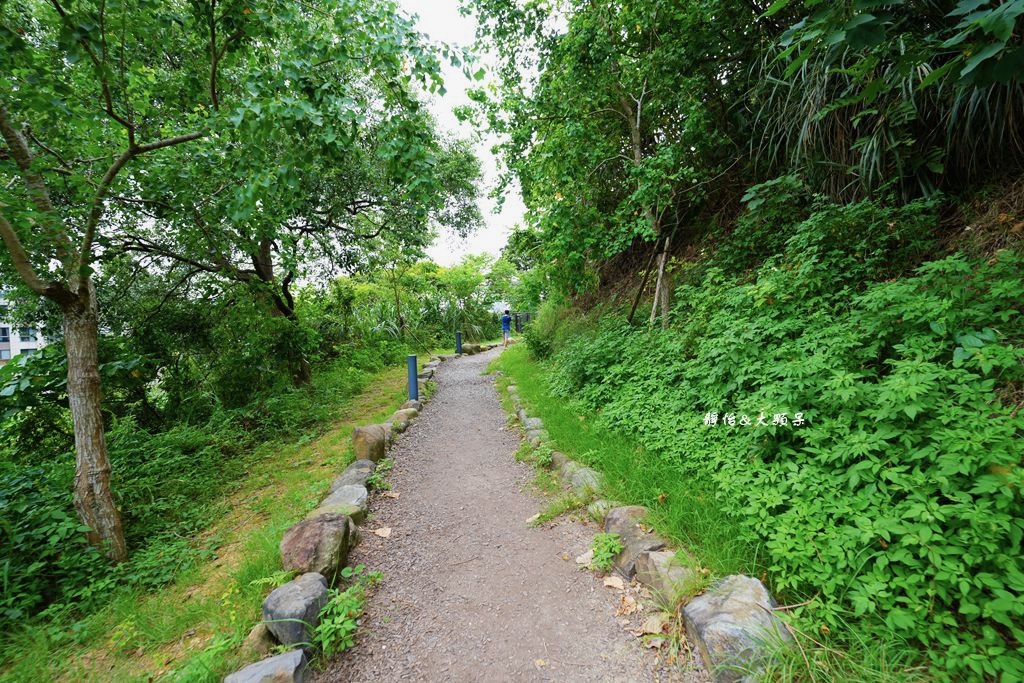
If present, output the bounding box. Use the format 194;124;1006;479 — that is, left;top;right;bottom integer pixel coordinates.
315;348;704;683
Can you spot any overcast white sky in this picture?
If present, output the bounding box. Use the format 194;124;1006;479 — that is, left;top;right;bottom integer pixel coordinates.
395;0;526;266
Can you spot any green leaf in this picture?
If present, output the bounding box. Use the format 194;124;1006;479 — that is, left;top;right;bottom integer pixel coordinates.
762;0;793;18
960;43;1003;78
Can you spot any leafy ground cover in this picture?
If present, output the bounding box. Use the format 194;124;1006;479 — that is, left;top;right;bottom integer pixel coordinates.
512;195;1024;679
498;345;940;682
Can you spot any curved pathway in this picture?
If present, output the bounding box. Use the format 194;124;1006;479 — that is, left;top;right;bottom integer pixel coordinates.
315;348;701;683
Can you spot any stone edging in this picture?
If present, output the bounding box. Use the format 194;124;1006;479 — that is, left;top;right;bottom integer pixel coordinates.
223;355;449;683
503;383;791;683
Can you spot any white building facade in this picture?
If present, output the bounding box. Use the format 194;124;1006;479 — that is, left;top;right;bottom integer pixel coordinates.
0;297;44;365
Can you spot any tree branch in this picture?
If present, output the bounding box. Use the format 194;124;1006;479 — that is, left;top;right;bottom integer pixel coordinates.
49;0;135;144
78;131;203;275
0;104;76;262
0;106;61;219
0;212;45;296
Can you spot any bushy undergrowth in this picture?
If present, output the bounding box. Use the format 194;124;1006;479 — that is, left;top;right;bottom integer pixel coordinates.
0;348;398;641
532;200;1024;680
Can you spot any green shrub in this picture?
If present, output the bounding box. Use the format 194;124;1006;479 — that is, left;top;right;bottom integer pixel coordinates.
522;300;586;360
545;238;1024;678
714;174;811;275
0;463;110;624
312;565;381;657
0;347;396;639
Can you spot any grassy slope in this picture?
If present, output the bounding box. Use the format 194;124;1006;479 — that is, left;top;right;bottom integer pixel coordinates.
1;364;408;683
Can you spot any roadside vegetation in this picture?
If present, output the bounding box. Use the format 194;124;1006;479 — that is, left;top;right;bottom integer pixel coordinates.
470;0;1024;680
0;1;517;672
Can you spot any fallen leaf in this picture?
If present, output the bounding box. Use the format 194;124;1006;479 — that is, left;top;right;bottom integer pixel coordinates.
575;549;594;566
560;552;570;561
603;576;625;590
645;636;666;649
526;513;541;524
373;527;392;538
616;594;638;616
381;491;400;499
534;659;546;668
641;613;669;635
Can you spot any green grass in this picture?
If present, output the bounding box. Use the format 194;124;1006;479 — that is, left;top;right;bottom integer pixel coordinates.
532;494;584;525
490;345;759;579
753;621;934;683
0;364;409;683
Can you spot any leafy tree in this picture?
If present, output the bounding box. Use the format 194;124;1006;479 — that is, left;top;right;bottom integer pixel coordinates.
469;0;767;319
754;0;1024;198
0;0;448;560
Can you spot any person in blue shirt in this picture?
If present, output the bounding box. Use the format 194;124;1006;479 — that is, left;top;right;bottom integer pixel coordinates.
501;309;512;348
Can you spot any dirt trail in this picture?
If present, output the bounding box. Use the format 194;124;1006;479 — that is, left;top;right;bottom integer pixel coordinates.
315;348;700;683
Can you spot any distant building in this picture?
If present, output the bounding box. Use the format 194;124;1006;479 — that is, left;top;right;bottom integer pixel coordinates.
0;297;45;365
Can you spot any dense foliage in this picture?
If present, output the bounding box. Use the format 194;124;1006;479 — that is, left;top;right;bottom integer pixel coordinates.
531;198;1023;678
1;0;486;561
469;0;1024;678
470;0;1024;301
0;0;499;657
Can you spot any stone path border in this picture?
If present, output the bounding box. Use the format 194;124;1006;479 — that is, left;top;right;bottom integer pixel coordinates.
224;352;471;683
502;382;792;682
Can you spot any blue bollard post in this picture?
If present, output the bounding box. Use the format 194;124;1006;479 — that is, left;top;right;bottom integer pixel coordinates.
455;331;463;354
407;354;418;401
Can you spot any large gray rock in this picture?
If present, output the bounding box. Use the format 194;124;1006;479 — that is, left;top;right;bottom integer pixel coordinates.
389;408;419;426
462;343;482;354
310;485;368;523
417;368;434;380
527;429;549;447
560;460;583;480
224;649;307;683
423;361;441;370
262;573;328;646
550;451;570;469
516;407;529;423
400;399;422;411
636;550;696;607
683;575;789;682
352;424;387;462
586;499;627;523
329;460;375;492
570;467;602;498
280;513;357;577
604;506;667;578
522;417;544;430
323;484;367;511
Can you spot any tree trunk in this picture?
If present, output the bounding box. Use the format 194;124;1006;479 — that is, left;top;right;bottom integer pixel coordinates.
63;287;128;563
649;233;671;327
659;254;672;330
252;246;311;386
